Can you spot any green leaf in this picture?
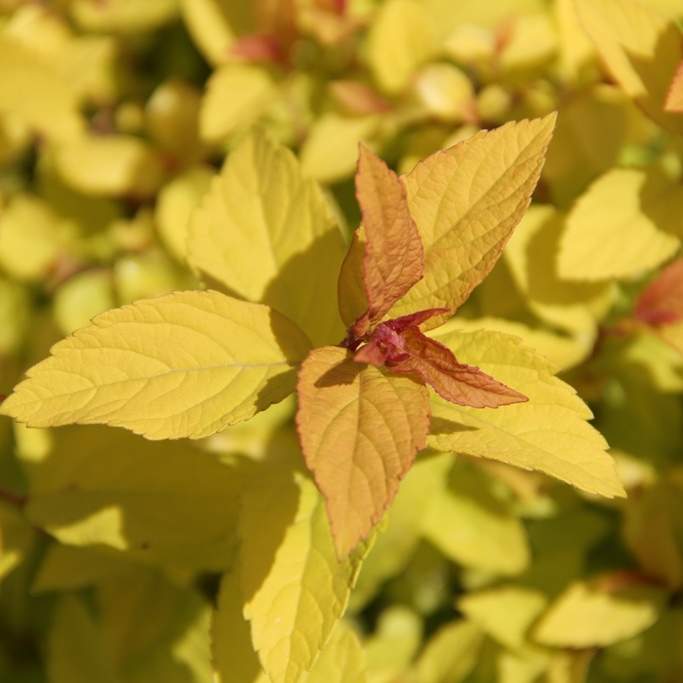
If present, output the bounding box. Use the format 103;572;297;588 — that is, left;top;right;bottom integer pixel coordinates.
533;579;666;648
239;454;365;683
364;606;422;681
420;458;530;575
200;65;275;143
558;168;683;281
47;596;116;683
32;544;140;594
366;0;435;95
458;585;548;651
2;290;310;439
0;501;34;582
300;114;379;184
19;425;244;573
155;165;213;263
306;622;368;683
351;452;449;611
412;620;483;683
428;327;625;498
97;567;213;683
212;568;268;683
189;132;346;347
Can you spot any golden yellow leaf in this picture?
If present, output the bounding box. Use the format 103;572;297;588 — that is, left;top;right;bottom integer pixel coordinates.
54;134;166;198
575;0;683;133
421;458;530;575
2;291;310;440
428;328;625;498
239;457;364;683
200;64;275;143
533;580;665;648
296;346;430;556
505;204;614;333
458;585;548;651
155;165;213;262
0;195;65;283
70;0;179;32
212;568;268;683
366;0;435;95
558;168;683;281
0;34;84;142
20;425;244;573
189;132;347;346
0;501;34;581
389;115;556;324
412;620;483;683
179;0;241;65
300;114;379;183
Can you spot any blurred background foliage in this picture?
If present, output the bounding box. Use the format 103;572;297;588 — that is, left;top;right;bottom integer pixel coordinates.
0;0;683;681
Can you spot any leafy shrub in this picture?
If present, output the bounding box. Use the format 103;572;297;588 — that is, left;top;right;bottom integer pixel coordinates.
0;1;683;682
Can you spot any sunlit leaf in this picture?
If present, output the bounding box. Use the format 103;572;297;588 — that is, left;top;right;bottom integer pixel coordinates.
189;132;346;346
366;0;434;95
200;64;275;143
412;620;483;683
54;134;166;198
353;143;423;329
296;345;430;556
20;425;244;573
533;579;665;648
239;456;364;683
575;0;683;133
0;34;84;141
300;114;379;183
2;291;310;439
421;458;530;575
558;168;683;281
428;327;625;498
389;115;556;324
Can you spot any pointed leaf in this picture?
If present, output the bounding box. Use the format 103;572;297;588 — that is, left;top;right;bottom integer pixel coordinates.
575;0;683;133
2;291;310;440
458;585;548;651
427;326;625;498
533;579;665;648
21;426;244;573
412;620;483;683
239;456;364;683
296;346;430;556
420;458;530;575
558;168;683;281
355;144;424;329
213;569;268;683
366;0;435;95
635;258;683;326
389;116;556;324
307;623;368;683
189;132;347;346
200;64;275;143
391;326;528;408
